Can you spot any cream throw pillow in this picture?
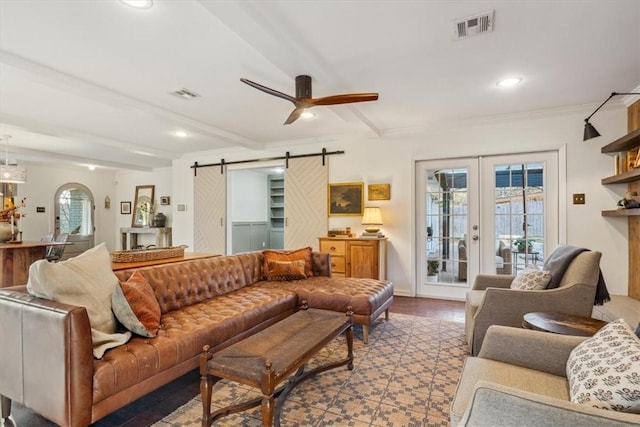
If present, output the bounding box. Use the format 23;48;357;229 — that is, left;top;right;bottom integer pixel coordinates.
510;264;552;290
567;318;640;413
27;243;131;358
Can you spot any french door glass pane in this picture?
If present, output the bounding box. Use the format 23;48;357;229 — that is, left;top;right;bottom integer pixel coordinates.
493;162;544;275
425;168;468;284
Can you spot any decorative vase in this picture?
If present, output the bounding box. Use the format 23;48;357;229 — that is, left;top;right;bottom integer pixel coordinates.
0;222;14;242
152;212;166;228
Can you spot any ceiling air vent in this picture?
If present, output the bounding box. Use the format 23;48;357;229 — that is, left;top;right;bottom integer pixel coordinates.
170;88;201;100
452;10;494;39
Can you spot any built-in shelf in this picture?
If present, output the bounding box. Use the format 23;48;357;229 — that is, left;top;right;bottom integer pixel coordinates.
601;128;640;153
601;168;640;184
601;208;640;217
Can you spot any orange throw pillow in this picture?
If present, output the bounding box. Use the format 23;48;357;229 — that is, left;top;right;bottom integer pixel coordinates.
266;260;307;281
263;247;313;279
112;270;161;337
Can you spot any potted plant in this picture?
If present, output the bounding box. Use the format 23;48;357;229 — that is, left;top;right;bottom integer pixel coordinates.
515;238;533;253
427;259;439;282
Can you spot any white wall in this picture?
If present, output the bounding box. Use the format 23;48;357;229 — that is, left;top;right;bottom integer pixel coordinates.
170;105;630;298
15;164;117;250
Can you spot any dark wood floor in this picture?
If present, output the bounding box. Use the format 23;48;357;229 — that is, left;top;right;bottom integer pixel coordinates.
3;296;465;427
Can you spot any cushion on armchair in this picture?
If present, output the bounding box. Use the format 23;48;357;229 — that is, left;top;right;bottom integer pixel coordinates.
567;319;640;414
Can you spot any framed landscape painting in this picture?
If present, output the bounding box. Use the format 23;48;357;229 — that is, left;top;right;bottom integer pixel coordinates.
368;183;391;200
328;182;364;216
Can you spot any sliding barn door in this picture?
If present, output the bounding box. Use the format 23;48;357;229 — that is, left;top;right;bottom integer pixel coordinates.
285;157;328;250
194;167;226;254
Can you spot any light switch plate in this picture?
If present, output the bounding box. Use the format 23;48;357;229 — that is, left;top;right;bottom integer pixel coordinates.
572;193;585;204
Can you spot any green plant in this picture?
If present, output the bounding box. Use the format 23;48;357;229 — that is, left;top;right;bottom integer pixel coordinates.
427;259;439;275
515;238;533;252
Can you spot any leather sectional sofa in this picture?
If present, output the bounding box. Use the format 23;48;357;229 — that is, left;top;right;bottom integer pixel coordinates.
0;250;393;427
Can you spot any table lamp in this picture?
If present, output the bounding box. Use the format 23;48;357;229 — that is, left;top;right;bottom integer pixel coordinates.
361;207;384;237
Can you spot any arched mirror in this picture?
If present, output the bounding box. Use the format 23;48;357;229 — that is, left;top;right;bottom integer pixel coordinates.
132;185;155;228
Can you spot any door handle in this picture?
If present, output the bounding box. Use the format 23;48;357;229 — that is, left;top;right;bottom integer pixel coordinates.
472;235;479;241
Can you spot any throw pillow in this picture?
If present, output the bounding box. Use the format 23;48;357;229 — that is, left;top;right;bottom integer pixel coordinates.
567;318;640;413
262;247;313;279
27;243;131;359
112;270;161;337
266;260;307;281
510;264;552;290
636;323;640;339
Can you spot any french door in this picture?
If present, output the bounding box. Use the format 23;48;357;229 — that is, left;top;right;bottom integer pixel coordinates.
416;152;558;299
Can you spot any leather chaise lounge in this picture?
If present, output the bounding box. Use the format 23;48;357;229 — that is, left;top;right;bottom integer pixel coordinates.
0;250;393;427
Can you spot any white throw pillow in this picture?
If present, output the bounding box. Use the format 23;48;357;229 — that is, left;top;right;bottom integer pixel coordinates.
510;264;551;290
567;318;640;413
27;243;131;358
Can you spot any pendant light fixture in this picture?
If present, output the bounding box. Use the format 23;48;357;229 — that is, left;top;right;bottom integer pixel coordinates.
0;135;27;184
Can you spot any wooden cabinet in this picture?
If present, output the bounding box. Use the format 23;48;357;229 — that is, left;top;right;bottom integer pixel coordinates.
319;237;387;280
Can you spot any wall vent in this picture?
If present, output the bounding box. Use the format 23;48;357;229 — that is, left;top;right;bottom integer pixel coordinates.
170;88;201;100
452;10;494;39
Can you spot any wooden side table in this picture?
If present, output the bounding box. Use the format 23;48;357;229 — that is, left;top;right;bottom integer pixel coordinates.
523;312;607;337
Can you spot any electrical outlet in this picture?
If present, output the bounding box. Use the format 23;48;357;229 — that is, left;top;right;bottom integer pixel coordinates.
572;193;585;205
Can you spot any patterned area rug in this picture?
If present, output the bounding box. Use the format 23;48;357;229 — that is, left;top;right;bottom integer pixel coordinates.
153;314;468;427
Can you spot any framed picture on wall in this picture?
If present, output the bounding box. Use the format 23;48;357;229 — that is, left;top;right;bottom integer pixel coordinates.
160;196;171;205
120;201;131;215
328;182;364;215
368;183;391;200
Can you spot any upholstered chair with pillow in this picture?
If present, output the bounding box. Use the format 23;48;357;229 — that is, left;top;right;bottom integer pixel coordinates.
451;323;640;426
465;249;602;356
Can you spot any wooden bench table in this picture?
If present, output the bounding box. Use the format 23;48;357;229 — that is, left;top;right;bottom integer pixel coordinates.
199;306;354;427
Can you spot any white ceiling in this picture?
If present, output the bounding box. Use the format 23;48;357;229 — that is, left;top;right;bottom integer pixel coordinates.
0;0;638;171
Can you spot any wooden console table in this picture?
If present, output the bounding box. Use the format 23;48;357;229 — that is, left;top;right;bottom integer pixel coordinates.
0;241;68;288
120;227;172;250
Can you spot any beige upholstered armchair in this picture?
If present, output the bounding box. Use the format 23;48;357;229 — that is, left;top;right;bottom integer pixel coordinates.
465;250;601;355
458;240;513;281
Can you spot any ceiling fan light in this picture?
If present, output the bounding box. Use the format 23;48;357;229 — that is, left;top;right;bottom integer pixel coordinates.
120;0;153;9
301;110;315;119
496;77;522;88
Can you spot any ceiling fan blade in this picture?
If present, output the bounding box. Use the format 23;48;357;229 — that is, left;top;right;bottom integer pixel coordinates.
308;93;379;106
283;107;305;125
240;78;296;104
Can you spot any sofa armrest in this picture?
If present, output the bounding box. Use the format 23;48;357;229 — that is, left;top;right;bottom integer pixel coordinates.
0;290;94;427
457;380;640;427
472;274;514;290
478;326;585;376
311;252;332;277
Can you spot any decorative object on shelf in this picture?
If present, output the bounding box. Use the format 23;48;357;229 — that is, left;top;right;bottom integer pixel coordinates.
120;201;131;215
0;197;26;242
160;196;171;205
583;91;640;141
152;212;166;227
361;206;384;237
104;196;111;209
328;182;363;215
617;191;640;209
327;228;351;237
132;185;155;227
0;135;27;184
368;183;391;201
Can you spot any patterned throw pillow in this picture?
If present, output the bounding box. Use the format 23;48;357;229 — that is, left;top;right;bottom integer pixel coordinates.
262;247;313;278
112;270;161;337
510;264;552;290
266;260;307;281
566;318;640;413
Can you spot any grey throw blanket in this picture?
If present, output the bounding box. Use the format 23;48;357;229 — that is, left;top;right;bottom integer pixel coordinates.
543;245;610;305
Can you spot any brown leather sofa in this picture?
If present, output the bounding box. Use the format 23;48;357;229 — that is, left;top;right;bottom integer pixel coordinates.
0;251;393;427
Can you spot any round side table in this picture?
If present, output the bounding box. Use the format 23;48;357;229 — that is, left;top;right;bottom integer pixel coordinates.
522;312;607;337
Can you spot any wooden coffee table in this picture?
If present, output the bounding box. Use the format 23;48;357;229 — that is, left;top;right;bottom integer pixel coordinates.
199;306;354;427
523;312;607;336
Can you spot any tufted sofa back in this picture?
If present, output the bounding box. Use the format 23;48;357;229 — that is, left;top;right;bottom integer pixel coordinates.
114;254;259;314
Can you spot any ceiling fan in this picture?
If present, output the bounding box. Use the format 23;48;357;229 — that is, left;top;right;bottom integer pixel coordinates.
240;75;378;125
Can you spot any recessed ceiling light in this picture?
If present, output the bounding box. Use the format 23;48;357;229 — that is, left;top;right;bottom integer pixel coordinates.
301;110;316;119
120;0;153;9
87;165;96;171
173;130;189;138
496;77;523;88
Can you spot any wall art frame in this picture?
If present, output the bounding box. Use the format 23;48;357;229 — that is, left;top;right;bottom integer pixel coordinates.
328;182;364;216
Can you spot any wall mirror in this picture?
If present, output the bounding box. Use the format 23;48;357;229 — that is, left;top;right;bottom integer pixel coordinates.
132;185;155;228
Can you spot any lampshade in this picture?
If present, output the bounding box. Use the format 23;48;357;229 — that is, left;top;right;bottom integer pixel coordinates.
0;135;27;184
583;122;601;141
362;207;383;233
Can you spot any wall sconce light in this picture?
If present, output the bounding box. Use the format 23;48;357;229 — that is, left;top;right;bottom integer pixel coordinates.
583;92;640;141
361;206;384;237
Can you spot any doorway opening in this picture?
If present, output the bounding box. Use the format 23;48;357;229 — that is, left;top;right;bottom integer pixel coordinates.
54;183;95;260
